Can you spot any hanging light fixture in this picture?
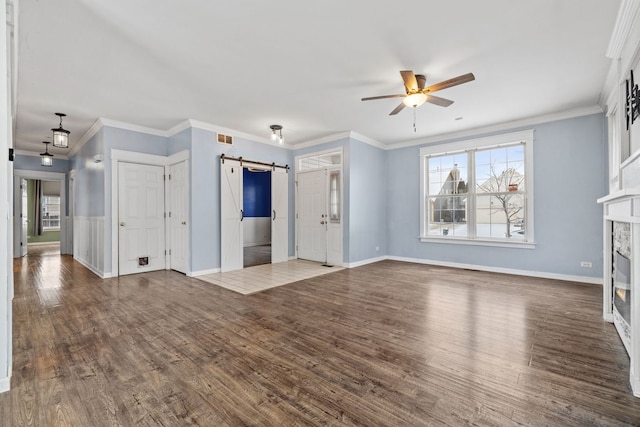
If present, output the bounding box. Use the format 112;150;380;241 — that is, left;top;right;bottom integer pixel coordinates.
270;124;284;145
40;141;53;167
51;112;70;148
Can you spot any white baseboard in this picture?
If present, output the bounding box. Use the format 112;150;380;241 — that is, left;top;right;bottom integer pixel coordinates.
345;256;387;269
73;256;105;278
0;377;10;393
27;241;60;246
189;268;221;277
604;313;614;323
288;256;297;260
387;255;603;285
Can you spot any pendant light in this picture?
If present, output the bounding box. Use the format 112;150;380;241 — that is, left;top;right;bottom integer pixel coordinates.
51;112;70;148
40;141;53;167
270;124;284;145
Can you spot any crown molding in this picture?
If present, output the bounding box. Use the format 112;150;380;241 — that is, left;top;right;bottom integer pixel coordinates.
187;119;279;147
14;149;69;160
348;131;386;150
99;118;168;137
607;0;640;59
386;105;604;150
68;118;104;158
166;119;192;137
293;131;352;150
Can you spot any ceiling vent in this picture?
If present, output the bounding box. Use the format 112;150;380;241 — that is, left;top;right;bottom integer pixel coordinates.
217;133;233;145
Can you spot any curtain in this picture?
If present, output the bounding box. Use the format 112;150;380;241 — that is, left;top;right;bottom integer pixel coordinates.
33;179;43;236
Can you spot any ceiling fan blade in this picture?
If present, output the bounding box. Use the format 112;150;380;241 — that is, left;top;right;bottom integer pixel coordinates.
361;94;406;101
424;73;475;93
389;102;406;115
416;74;427;90
400;70;418;93
426;94;454;107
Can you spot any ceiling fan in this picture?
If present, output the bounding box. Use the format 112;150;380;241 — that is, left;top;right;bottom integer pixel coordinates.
361;70;475;115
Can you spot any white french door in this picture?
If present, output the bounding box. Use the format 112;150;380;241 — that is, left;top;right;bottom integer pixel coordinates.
297;169;327;263
118;162;166;275
169;160;189;274
220;160;243;272
271;168;288;264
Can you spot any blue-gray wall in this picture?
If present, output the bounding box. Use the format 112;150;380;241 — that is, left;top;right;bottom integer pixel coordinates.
71;128;105;217
14;154;70;174
386;113;607;278
68;113;606;280
189;128;293;273
348;139;387;263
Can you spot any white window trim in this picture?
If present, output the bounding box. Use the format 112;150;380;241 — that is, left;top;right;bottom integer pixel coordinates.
419;129;535;247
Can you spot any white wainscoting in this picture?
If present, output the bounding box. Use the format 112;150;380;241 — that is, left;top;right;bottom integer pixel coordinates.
243;217;271;247
60;216;73;255
74;216;105;277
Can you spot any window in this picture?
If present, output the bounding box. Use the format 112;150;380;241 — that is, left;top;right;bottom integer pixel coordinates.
42;195;61;230
420;130;534;247
329;170;341;223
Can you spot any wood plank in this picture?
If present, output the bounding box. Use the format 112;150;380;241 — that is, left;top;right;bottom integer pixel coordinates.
2;246;640;425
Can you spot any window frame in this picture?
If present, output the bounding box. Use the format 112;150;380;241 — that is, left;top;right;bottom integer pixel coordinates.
419;129;535;248
41;194;61;231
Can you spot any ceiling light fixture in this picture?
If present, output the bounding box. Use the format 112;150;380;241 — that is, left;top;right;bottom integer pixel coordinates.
270;124;284;145
402;93;428;108
40;141;53;167
51;112;70;148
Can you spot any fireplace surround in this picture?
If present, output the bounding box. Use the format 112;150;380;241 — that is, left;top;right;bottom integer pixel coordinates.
599;191;640;396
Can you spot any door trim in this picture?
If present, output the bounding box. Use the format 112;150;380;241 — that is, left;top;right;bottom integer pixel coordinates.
293;148;344;265
110;149;189;277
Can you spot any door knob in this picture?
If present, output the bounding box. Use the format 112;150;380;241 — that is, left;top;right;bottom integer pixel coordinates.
320;221;325;225
181;221;186;225
120;222;126;226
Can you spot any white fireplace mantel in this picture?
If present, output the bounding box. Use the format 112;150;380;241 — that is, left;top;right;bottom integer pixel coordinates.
598;189;640;397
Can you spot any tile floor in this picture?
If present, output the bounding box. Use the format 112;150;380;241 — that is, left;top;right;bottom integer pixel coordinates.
195;259;344;295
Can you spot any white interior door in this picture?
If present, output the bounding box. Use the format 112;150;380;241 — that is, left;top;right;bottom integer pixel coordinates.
118;162;166;275
271;168;288;264
169;160;189;274
20;179;27;257
297;169;327;263
221;160;243;272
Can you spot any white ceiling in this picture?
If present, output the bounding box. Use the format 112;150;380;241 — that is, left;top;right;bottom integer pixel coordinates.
15;0;620;155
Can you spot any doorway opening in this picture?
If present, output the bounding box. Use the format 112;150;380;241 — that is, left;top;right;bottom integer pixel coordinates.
13;170;69;259
220;155;288;273
243;168;272;268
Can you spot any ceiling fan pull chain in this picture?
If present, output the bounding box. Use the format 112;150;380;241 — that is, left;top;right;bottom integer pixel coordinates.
413;107;417;132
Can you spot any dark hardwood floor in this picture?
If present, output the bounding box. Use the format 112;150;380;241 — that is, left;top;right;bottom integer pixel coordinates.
2;246;640;426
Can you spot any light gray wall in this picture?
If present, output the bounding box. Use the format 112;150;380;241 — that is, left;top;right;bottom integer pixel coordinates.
386;113;607;278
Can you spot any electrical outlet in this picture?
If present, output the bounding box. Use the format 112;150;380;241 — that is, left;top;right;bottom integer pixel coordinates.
580;261;592;268
375;246;379;251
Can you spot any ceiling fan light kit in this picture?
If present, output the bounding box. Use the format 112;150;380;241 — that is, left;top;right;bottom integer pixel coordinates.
403;93;428;108
362;70;475;116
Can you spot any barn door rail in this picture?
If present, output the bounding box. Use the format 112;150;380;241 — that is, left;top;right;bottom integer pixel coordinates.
220;154;289;172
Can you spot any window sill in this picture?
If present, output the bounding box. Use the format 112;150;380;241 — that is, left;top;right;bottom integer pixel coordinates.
419;236;536;249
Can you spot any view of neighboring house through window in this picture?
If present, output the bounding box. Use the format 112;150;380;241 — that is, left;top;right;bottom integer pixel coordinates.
420;130;534;245
42;195;61;230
